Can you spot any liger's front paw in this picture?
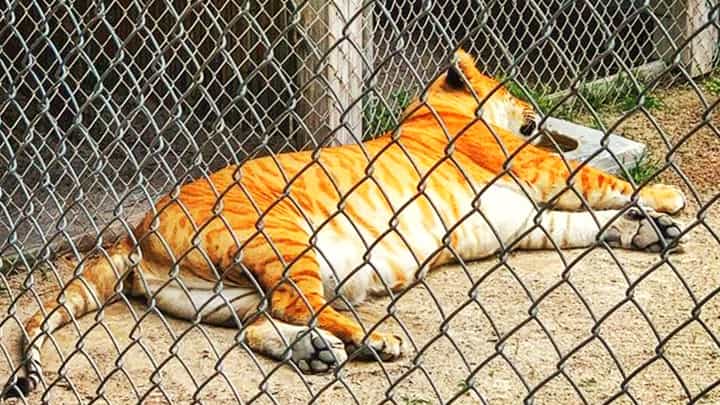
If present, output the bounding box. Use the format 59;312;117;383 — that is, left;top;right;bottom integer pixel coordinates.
604;207;686;253
639;184;687;215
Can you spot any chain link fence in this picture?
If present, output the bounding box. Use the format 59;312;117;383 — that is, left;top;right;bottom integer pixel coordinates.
1;0;719;403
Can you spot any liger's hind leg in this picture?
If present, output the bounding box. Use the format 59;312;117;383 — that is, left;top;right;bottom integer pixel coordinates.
242;220;404;361
137;259;348;373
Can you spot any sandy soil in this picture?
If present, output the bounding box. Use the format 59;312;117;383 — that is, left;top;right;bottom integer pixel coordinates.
0;207;718;405
1;87;719;404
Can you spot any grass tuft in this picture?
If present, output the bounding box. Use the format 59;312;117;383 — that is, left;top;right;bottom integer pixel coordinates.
503;78;556;114
619;92;663;111
502;76;584;121
577;73;662;113
621;150;659;184
704;71;720;95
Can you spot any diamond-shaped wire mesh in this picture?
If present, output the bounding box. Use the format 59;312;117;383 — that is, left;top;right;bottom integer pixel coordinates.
1;0;719;403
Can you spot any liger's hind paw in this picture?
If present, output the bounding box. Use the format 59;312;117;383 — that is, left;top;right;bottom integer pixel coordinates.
291;328;347;374
604;207;686;253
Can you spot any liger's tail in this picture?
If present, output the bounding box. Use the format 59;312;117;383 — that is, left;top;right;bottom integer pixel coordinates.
2;238;134;400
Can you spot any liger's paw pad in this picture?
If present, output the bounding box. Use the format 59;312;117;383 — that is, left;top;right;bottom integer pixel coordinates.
292;328;347;374
605;208;686;253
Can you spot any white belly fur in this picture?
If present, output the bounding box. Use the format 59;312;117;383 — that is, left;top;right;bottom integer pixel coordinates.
311;184;537;308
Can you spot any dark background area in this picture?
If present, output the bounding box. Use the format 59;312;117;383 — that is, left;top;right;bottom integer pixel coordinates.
0;0;666;253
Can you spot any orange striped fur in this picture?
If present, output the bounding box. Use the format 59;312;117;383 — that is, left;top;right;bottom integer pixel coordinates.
4;49;688;398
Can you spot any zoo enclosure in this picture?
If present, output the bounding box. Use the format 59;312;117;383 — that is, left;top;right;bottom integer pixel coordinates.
1;0;720;403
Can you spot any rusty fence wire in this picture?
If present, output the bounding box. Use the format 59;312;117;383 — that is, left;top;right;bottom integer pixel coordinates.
1;0;720;403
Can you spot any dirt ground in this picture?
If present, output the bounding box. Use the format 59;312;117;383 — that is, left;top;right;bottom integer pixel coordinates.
1;87;720;404
572;84;720;196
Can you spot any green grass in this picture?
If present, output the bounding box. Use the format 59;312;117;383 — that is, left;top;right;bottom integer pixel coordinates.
621;150;659;184
619;91;663;111
454;380;476;398
363;72;661;139
503;78;556;114
577;73;663;112
363;89;413;136
1;255;30;275
704;72;720;95
502;76;584;121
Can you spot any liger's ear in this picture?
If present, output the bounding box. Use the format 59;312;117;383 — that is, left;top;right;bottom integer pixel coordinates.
445;49;477;90
446;64;466;90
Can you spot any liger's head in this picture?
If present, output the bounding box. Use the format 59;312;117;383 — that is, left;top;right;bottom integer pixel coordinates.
402;49;540;138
